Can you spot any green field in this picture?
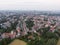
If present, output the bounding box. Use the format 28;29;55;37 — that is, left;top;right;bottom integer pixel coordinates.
57;39;60;45
9;39;27;45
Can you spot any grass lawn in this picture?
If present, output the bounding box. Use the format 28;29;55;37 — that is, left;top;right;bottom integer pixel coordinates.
9;39;27;45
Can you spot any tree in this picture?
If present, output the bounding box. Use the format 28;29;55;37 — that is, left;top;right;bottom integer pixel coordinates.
45;31;56;38
46;38;57;45
25;19;34;30
11;22;18;29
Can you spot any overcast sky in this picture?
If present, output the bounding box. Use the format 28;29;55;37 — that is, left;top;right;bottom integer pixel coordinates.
0;0;60;11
